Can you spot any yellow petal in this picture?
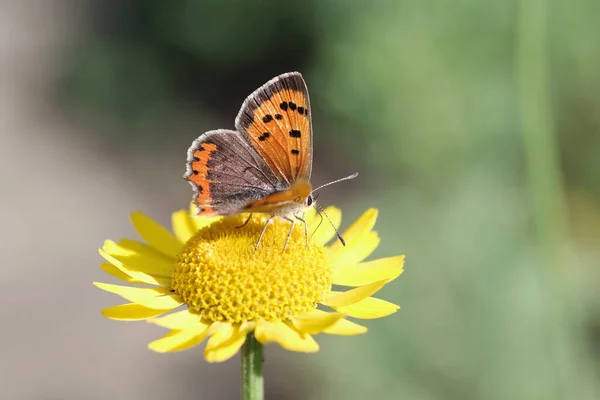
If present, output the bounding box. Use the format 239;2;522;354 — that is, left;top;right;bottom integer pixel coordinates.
149;310;202;329
205;322;234;351
99;249;171;287
291;311;344;334
101;303;168;320
327;209;381;266
148;324;209;353
170;330;211;352
103;240;173;277
130;211;182;258
94;282;169;297
171;209;197;243
321;279;388;308
333;255;405;286
113;238;174;262
303;206;318;224
290;310;366;335
205;323;255;363
189;202;220;231
334;297;400;319
329;231;380;266
94;282;182;310
99;262;143;283
310;207;342;246
328;208;377;252
323;318;368;336
255;321;319;353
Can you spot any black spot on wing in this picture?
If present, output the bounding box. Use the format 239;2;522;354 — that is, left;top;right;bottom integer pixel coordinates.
274;114;283;120
258;132;271;141
235;72;308;131
289;130;301;138
262;114;273;123
291;149;300;155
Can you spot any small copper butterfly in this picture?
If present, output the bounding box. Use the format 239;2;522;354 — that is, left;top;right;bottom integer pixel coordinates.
184;72;357;250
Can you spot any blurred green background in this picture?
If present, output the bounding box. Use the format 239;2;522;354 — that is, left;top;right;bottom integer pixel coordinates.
2;1;599;399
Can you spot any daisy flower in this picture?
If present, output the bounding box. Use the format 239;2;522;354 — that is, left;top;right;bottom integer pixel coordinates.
95;204;404;363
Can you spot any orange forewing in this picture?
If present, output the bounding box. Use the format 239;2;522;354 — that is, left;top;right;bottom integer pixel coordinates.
244;89;311;185
187;142;217;215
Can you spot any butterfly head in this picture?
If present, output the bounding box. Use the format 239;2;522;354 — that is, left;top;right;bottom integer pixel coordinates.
306;194;314;207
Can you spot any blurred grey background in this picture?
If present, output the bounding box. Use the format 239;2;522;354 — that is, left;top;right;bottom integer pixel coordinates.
1;1;599;399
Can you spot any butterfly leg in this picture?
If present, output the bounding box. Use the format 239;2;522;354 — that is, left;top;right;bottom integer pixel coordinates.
236;213;253;228
310;210;324;242
294;213;309;249
282;216;295;252
254;215;274;252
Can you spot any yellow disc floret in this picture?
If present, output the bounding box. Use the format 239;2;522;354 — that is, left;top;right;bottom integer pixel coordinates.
171;214;333;323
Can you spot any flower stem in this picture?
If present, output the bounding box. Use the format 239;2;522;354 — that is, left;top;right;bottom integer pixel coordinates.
241;333;264;400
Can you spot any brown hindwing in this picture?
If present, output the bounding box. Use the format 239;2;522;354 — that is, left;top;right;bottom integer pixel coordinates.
184;129;285;216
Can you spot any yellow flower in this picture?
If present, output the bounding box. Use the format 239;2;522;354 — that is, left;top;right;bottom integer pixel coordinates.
95;204;404;363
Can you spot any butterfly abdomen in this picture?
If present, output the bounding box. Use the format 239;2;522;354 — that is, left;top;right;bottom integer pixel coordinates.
242;181;312;215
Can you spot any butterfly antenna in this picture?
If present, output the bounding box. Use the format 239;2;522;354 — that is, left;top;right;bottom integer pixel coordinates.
312;172;359;193
315;202;346;246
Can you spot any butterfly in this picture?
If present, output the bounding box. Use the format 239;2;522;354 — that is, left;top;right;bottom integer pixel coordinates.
184;72;356;250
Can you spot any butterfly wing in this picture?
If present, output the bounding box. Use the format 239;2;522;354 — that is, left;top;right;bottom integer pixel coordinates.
234;72;312;185
184;129;285;216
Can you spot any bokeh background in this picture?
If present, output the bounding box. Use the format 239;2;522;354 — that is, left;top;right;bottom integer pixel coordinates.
2;1;599;399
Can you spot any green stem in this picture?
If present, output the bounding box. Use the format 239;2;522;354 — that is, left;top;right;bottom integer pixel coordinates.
517;0;572;396
241;333;264;400
517;0;567;264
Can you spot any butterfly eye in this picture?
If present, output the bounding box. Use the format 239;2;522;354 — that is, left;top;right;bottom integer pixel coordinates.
306;195;313;206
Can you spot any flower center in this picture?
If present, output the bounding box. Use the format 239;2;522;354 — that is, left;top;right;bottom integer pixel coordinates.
171;214;333;323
